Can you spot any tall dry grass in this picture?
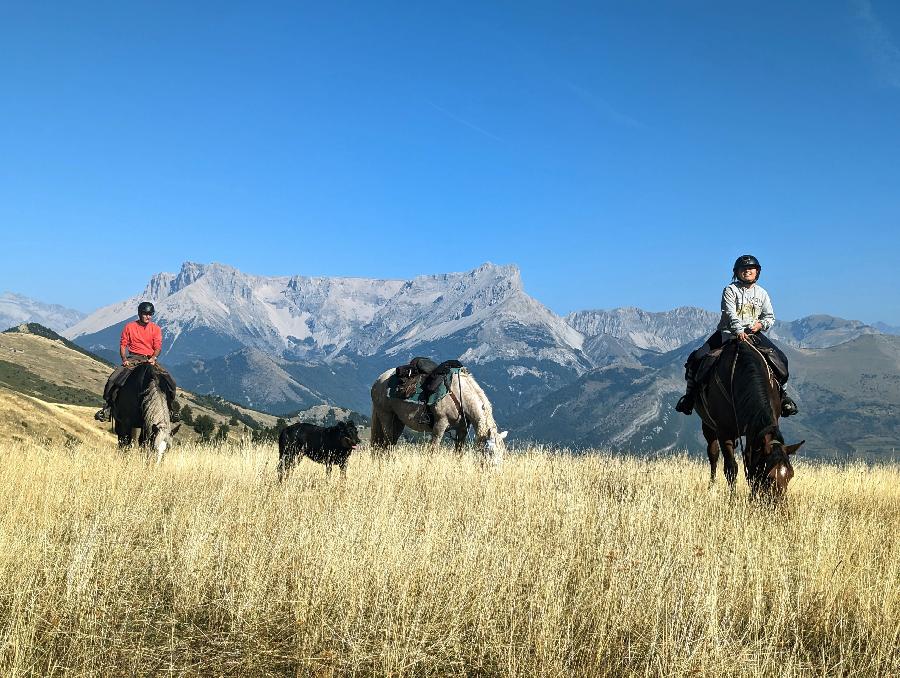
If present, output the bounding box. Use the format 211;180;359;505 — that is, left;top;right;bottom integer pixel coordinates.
0;438;897;677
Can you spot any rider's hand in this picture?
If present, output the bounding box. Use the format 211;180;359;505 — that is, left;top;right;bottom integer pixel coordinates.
737;331;748;342
749;321;762;333
149;357;157;365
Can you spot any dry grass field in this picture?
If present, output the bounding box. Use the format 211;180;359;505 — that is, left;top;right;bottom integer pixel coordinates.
1;439;897;677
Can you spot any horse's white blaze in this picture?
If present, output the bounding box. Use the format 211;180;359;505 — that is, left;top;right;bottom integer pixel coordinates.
483;429;506;466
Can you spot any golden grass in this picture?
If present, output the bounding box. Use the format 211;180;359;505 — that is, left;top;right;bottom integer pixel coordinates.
1;440;897;677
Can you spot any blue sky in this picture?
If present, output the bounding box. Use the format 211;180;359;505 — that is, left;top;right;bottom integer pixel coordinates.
1;1;899;324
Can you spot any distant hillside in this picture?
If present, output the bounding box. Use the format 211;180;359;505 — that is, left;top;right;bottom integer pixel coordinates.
4;322;114;366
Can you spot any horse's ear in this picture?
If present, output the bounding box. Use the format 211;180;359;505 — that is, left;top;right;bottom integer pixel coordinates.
499;430;508;440
785;440;805;455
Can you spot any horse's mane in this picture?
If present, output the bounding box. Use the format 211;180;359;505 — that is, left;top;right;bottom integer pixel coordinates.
139;367;170;433
729;341;781;446
460;369;497;436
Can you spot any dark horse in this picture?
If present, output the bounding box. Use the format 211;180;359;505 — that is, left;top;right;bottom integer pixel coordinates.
694;337;804;501
112;362;179;462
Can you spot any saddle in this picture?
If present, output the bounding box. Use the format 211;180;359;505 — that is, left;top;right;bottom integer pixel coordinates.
112;362;178;403
391;357;464;404
695;337;788;388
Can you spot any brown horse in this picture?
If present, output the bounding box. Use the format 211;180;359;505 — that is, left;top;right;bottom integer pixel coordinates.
694;337;804;501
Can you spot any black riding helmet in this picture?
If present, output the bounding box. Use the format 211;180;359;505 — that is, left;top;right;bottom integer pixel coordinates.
732;254;761;280
137;301;155;316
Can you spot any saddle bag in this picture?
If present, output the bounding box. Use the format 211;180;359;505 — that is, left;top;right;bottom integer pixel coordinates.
395;365;416;380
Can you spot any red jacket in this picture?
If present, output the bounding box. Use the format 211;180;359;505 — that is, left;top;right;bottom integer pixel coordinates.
120;320;162;356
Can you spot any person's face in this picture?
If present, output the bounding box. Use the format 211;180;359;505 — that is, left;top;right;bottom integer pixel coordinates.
139;312;153;323
737;266;759;283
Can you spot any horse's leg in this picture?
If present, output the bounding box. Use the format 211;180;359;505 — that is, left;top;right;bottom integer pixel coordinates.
115;421;131;448
430;419;449;454
369;408;386;452
453;421;468;456
339;461;347;478
388;414;404;445
722;439;738;491
702;424;719;486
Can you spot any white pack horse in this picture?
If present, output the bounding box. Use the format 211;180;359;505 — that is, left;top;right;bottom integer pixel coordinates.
370;367;508;465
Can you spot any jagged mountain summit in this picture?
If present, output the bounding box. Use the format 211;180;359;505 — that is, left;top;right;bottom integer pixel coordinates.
65;261;588;414
0;292;85;333
65;261;583;366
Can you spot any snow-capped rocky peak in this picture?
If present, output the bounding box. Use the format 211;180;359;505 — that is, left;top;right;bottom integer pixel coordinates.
172;261;208;291
65;260;590;371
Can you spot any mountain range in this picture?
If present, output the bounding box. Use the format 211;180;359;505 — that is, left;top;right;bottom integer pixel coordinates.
5;261;897;460
0;292;86;333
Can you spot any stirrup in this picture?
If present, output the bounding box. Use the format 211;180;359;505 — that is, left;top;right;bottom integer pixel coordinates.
94;406;111;422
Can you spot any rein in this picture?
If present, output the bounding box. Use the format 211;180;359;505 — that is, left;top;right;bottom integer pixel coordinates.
447;371;468;428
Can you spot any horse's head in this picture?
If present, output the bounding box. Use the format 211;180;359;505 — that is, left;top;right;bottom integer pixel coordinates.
149;422;180;462
749;432;805;502
481;429;508;466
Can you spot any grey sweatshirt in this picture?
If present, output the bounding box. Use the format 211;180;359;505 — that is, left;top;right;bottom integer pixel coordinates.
717;282;775;336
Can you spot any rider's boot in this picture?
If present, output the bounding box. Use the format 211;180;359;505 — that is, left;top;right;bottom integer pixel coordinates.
780;386;799;417
675;377;697;415
168;397;181;423
94;402;112;422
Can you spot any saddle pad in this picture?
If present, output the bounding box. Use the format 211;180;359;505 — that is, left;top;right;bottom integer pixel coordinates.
387;367;461;405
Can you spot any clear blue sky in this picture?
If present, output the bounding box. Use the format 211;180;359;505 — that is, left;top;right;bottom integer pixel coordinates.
1;1;899;324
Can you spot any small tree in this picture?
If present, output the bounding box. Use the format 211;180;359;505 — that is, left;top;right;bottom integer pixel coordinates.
180;404;194;426
216;423;230;442
194;414;215;441
229;414;239;427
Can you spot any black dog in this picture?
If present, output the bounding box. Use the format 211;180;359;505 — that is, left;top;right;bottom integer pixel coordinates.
277;420;360;480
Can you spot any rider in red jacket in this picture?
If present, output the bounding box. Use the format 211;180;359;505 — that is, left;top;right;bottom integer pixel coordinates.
95;301;179;422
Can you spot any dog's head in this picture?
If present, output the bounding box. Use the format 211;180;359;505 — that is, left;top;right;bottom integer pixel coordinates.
337;420;361;451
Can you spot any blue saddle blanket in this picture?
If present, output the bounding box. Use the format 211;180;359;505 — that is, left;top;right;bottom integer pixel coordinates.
386;367;461;406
